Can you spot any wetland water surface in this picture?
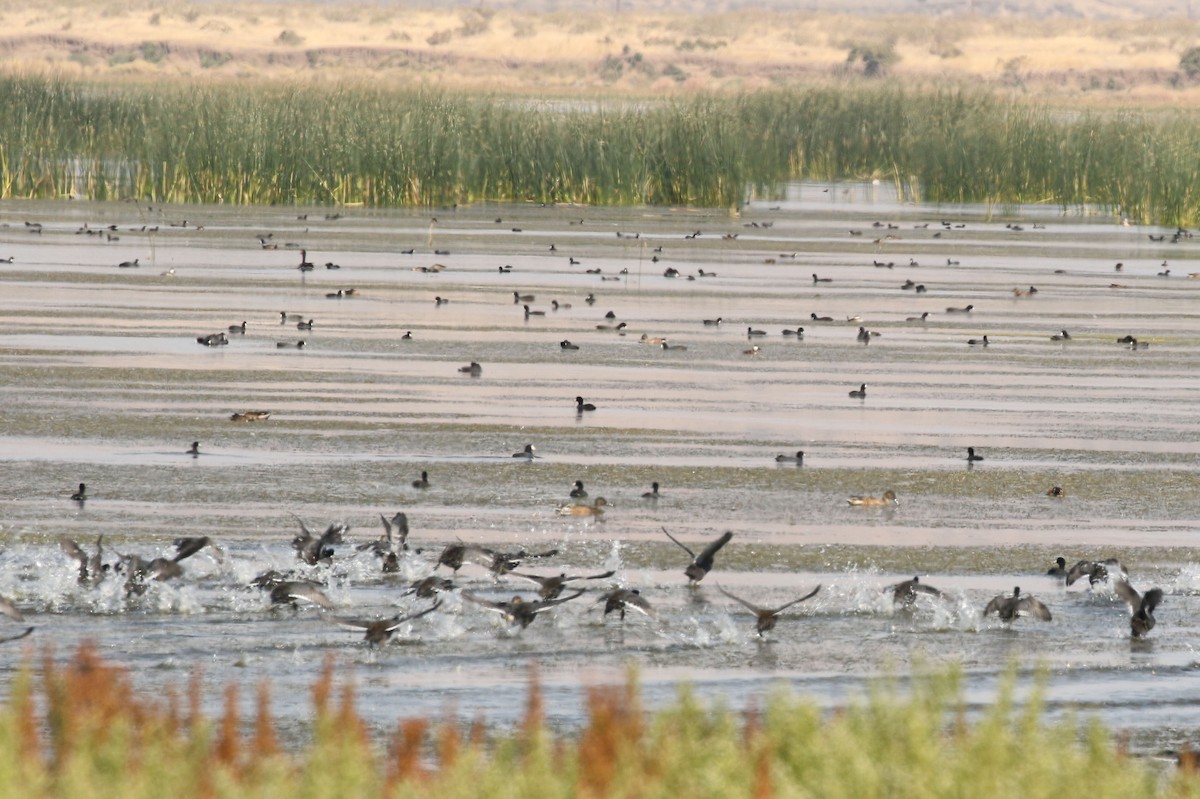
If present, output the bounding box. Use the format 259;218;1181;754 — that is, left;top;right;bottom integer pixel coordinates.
0;184;1198;752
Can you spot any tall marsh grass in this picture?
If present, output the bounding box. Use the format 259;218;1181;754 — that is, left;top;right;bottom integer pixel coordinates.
0;643;1196;798
0;74;1198;223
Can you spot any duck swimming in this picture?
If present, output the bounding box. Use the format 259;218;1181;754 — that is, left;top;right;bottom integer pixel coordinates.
70;482;87;503
775;451;804;464
641;481;661;499
848;383;867;398
458;362;482;377
411;471;430;489
512;444;537;459
557;497;607;517
966;447;984;463
575;396;597;412
569;480;587;499
847;489;897;507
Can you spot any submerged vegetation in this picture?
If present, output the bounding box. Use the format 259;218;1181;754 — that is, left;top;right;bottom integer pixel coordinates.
0;644;1196;798
0;75;1199;223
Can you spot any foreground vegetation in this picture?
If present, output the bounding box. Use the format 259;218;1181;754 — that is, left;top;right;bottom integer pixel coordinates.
2;75;1200;223
0;643;1195;798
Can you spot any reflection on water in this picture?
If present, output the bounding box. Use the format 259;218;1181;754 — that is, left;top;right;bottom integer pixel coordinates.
0;184;1197;753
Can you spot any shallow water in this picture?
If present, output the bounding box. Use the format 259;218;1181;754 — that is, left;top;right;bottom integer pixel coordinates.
0;184;1197;752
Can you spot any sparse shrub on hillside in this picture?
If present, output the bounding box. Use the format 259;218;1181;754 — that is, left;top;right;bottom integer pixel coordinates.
599;54;624;82
845;40;898;77
1180;46;1200;79
678;38;726;52
663;63;688;82
427;29;453;46
276;30;304;46
458;9;493;38
199;50;232;69
140;41;168;63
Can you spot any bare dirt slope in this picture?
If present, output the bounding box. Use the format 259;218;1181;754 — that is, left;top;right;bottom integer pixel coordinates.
2;2;1198;104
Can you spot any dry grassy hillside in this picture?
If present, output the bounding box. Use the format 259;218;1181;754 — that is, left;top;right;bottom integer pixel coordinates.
1;1;1199;104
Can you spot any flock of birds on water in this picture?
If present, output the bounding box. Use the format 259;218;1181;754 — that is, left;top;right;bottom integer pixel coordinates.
0;468;1161;648
0;207;1185;658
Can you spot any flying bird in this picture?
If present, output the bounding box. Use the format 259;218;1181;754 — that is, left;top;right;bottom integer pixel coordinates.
331;599;442;646
983;587;1052;622
462;590;585;628
885;576;944;609
717;584;821;636
1113;579;1163;638
662;528;733;584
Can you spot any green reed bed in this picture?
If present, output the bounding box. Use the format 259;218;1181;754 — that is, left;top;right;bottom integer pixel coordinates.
0;75;1199;223
0;644;1197;799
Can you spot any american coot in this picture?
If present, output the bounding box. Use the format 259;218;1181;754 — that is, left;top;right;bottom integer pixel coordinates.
1113;579;1163;638
461;590;585;629
510;570;616;600
599;588;654;620
1065;558;1126;587
662;528;733;584
849;383;867;398
717;584;821;636
984;587;1052;622
885;576;944;608
331;599;442;646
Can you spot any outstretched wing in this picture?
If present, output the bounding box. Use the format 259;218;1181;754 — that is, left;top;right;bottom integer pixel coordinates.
461;591;508;614
696;532;734;566
1140;587;1163;614
983;595;1005;616
770;585;822;614
0;596;24;623
716;585;768;615
1112;578;1140;611
509;572;552;588
389;598;442;628
563;570;616;584
59;537;87;564
531;590;586;613
1015;595;1052;621
172;536;215;563
661;527;696;560
274;581;335;610
0;627;33;644
1066;560;1097;586
289;513;314;539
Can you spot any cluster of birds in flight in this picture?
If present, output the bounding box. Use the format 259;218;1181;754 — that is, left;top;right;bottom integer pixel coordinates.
19;498;1162;648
